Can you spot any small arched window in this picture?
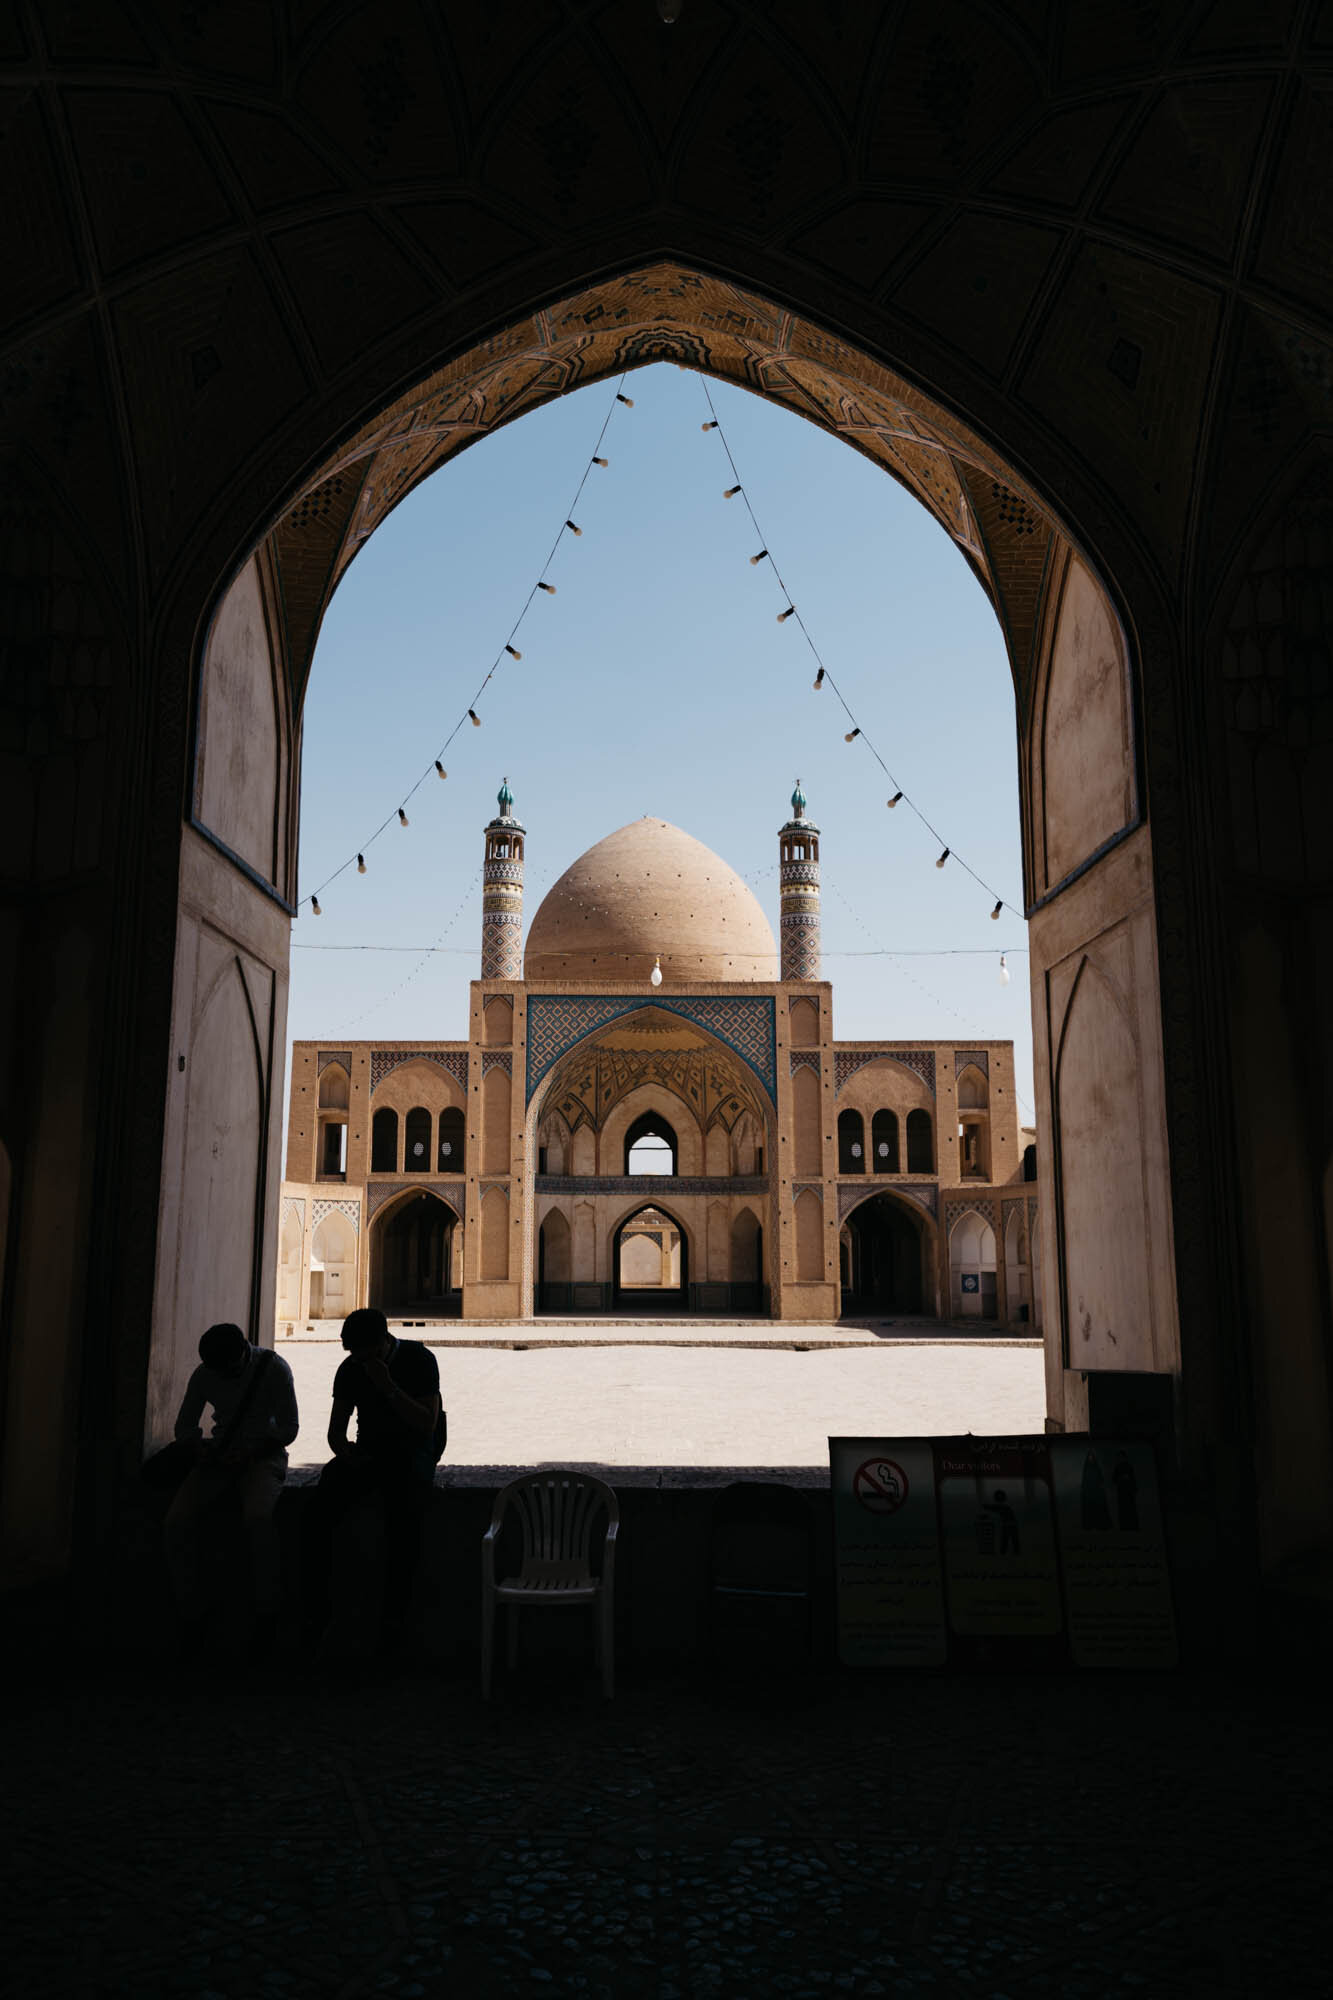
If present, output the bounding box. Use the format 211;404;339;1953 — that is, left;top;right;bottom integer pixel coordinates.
906;1108;934;1174
438;1106;465;1171
625;1111;677;1175
371;1107;398;1173
838;1108;865;1174
1023;1143;1037;1183
405;1106;431;1172
871;1109;899;1173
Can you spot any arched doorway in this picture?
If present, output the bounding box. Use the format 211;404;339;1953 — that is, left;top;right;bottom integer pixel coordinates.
840;1193;932;1318
369;1191;459;1319
613;1204;688;1313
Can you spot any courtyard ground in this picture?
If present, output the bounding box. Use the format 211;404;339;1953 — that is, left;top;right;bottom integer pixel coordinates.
280;1323;1046;1472
5;1659;1327;1998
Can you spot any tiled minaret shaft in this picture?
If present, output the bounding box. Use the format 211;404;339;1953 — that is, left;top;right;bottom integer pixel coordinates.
778;779;821;980
481;777;525;979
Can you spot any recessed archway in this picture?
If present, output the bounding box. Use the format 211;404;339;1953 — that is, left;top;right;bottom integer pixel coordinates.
369;1189;460;1319
613;1202;689;1313
840;1190;935;1320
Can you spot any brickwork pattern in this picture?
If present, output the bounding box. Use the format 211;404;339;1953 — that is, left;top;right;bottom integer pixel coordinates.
835;1049;937;1098
527;995;777;1103
371;1050;469;1093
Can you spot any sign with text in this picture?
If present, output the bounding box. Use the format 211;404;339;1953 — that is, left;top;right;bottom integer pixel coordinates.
830;1439;945;1666
830;1434;1177;1670
1048;1438;1177;1668
935;1438;1064;1665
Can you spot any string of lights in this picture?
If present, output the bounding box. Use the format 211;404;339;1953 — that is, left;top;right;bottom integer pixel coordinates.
301;374;633;916
698;378;1022;924
341;867;482;1030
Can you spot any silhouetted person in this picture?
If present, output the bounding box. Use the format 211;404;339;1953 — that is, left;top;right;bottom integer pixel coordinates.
166;1323;299;1653
308;1307;443;1656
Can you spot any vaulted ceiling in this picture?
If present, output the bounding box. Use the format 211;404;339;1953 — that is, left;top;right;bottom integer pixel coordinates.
3;0;1330;708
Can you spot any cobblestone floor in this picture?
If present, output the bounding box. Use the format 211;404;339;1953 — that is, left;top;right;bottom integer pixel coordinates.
3;1661;1327;1998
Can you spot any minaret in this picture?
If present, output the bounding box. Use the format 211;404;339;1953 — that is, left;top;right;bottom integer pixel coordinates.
481;777;525;979
778;778;821;980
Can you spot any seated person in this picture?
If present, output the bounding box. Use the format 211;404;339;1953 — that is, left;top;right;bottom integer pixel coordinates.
308;1308;442;1653
166;1322;300;1653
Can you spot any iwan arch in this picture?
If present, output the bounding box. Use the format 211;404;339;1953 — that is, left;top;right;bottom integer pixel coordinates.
2;9;1329;1613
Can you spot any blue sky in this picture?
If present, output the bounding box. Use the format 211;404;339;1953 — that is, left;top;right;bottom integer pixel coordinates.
289;362;1033;1115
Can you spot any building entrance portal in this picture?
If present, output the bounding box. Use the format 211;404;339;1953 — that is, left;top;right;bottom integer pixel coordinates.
614;1205;688;1314
841;1195;929;1319
370;1193;458;1319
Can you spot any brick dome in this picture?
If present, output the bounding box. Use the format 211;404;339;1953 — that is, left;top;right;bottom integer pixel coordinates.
523;820;777;985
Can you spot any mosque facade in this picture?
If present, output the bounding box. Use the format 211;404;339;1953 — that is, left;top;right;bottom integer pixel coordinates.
278;786;1039;1329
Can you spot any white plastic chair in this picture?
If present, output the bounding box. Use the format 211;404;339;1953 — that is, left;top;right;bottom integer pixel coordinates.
481;1471;619;1698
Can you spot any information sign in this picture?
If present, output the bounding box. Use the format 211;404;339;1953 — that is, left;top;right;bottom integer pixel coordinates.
1049;1438;1177;1667
830;1438;946;1666
935;1439;1063;1652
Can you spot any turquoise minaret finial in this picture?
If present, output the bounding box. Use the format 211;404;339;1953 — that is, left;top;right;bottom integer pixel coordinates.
498;775;514;815
791;777;807;819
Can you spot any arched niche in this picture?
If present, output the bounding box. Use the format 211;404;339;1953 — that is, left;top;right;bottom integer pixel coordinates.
369;1188;457;1316
842;1189;934;1317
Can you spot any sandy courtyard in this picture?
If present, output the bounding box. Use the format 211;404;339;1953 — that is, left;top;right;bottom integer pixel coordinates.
280;1327;1046;1472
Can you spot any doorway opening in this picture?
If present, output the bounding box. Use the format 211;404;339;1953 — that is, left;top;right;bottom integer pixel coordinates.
369;1191;460;1318
840;1192;931;1318
613;1204;688;1312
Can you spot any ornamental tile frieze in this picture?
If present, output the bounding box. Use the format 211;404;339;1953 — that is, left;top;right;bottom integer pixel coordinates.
371;1049;469;1092
789;1051;821;1074
317;1050;352;1073
954;1049;990;1077
944;1195;997;1229
834;1048;936;1098
535;1175;768;1197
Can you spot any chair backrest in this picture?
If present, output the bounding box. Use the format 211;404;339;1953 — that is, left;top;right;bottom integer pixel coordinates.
493;1471;619;1586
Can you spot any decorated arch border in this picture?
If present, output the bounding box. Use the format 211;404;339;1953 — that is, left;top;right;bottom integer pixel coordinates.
312;1196;361;1233
526;994;776;1104
834;1048;936;1098
839;1181;938;1222
366;1180;465;1220
371;1049;469;1093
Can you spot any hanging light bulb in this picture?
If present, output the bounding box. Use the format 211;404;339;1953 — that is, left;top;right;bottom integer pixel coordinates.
777;605;796;622
565;518;582;536
435;760;447;779
592;455;609;468
886;792;903;808
398;807;410;827
749;548;769;565
813;667;825;690
468;709;481;727
538;580;556;594
310;895;322;916
936;847;950;868
724;484;742;499
999;953;1011;985
616;392;634;406
844;727;861;743
505;643;522;660
650;955;663;988
357;854;367;874
701;419;718;431
991;899;1003;920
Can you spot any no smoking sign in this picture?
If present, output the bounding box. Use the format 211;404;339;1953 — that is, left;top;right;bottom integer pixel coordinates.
853;1457;910;1515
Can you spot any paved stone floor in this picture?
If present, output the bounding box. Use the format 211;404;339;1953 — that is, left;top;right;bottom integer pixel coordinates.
281;1331;1046;1471
3;1661;1327;1998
